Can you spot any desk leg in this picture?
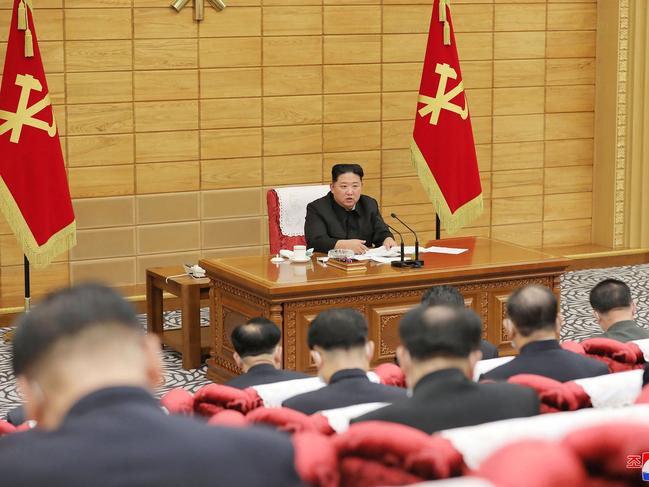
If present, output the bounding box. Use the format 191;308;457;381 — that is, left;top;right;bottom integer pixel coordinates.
146;275;164;337
181;284;201;369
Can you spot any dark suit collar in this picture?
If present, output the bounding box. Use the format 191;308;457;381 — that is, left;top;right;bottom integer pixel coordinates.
413;368;468;394
519;339;561;354
65;386;161;421
607;320;638;332
329;368;368;384
247;363;277;374
328;192;364;218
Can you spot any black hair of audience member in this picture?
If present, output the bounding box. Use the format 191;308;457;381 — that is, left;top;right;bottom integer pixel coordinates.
589;278;633;314
644;363;649;387
506;285;558;337
12;283;139;376
420;285;465;307
230;318;281;358
307;308;368;351
331;163;364;183
399;305;482;361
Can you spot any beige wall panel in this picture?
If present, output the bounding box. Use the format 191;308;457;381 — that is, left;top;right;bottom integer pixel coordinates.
0;235;65;266
66;71;132;104
52;104;66;136
66;0;130;6
48;74;65;104
545;112;594;140
480;171;492;200
264;6;321;36
547;3;597;31
136;161;199;194
382;176;428;206
202;217;262;248
135;130;199;163
0;213;11;235
324;64;381;94
324;6;380;34
200;37;261;67
134;8;196;39
382;5;430;34
383;34;428;63
545;85;595;113
67;103;133;135
492;169;543;198
544;166;592;195
324;150;381;180
492;222;542;248
264;124;322;156
491;195;542;225
1;263;69;298
544;139;593;167
382;63;421;92
135;251;201;283
494;32;546;59
202;188;262;219
493;114;544;143
546;58;595;86
382;91;417;121
263;66;321;96
542;218;591;246
462;61;493;89
68;134;134;167
456;33;493;61
66;9;132;40
381;205;439;234
324;93;381;123
264;153;323;185
544;192;592;222
324;35;381;64
382;148;414;178
439;226;491;240
134;70;199;101
69;165;134;198
263;95;322;126
201;6;262;37
471;116;492;145
137;192;200;224
494;59;545;88
134;100;199;132
263;36;322;66
494;4;546;31
70;258;135;287
492;141;544;172
202;68;262;98
476;144;492;173
262;0;318;6
134;39;198;70
381;120;410;150
465;89;492;118
493;87;544;116
202;246;263;260
70;227;135;261
452;4;494;33
201;128;262;158
546;31;596;58
201;157;262;189
201;98;262;128
137;221;200;254
72;196;135;229
324;121;381;152
362;178;381;202
65;40;133;72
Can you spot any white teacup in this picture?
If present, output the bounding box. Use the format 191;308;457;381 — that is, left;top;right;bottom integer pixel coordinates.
293;245;307;260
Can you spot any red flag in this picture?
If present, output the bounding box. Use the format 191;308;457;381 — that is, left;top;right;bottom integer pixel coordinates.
0;0;75;267
411;0;483;234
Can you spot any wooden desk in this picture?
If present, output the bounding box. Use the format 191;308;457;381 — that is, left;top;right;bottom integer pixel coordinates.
200;237;571;382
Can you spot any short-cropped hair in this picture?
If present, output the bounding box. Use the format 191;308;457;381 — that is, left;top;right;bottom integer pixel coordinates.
231;318;281;358
589;278;632;313
12;283;140;376
331;164;364;182
421;285;465;308
307;308;368;351
506;285;558;337
399;305;482;360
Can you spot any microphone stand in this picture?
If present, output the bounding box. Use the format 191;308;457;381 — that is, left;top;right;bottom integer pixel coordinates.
390;213;424;268
387;224;408;268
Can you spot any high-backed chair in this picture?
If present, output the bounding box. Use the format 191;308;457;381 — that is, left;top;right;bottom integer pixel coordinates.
267;184;330;255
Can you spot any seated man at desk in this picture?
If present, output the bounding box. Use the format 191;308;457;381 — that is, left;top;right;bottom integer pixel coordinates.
305;163;396;254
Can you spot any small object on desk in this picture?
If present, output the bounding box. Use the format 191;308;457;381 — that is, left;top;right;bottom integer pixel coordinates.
326;257;368;272
290;256;311;263
270;254;284;263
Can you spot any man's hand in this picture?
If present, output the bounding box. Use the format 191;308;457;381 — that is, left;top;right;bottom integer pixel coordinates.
335;239;369;254
383;237;397;250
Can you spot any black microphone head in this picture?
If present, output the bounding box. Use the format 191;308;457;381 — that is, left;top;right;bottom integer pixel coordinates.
390;212;397;218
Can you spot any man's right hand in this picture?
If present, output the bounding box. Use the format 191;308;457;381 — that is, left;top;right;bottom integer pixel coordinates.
335;239;369;254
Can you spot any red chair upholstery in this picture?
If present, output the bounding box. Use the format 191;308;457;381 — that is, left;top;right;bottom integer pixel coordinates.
293;432;339;487
635;384;649;404
246;406;335;435
0;419;16;436
373;363;406;388
507;374;592;413
207;410;249;427
581;337;646;373
193;384;263;417
561;340;586;355
160;388;195;415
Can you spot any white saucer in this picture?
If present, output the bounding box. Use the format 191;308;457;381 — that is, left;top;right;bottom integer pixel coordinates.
290;257;311;263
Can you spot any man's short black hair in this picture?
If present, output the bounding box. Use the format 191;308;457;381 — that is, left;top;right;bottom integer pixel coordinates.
331;164;364;183
421;285;465;307
307;308;368;351
12;283;140;376
399;305;481;360
589;278;633;313
506;285;558;337
231;318;281;358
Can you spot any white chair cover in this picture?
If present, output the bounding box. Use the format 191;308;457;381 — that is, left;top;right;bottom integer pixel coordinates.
320;402;389;433
274;185;330;236
574;368;643;408
472;356;514;381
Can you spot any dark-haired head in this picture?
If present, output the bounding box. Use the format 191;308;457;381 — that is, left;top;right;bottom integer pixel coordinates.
231;318;281;358
589;279;632;313
331;164;364;183
506;285;558;337
421;285;465;308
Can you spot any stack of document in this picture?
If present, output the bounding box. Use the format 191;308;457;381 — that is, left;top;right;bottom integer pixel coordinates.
353;245;468;264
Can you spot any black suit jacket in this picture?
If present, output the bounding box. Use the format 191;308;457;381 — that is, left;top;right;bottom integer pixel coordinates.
590;320;649;343
225;363;311;389
351;368;539;434
282;368;406;415
480;340;499;359
304;193;393;253
481;339;610;383
0;387;304;487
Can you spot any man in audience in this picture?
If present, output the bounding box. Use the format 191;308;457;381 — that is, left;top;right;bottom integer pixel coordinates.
282;308;406;414
481;285;609;382
421;285;499;359
588;278;649;342
225;317;310;389
352;305;539;433
0;283;304;487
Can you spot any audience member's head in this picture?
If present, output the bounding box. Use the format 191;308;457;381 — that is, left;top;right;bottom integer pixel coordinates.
420;284;465;308
307;308;373;382
231;318;282;372
12;283;162;430
589;278;637;330
505;285;560;348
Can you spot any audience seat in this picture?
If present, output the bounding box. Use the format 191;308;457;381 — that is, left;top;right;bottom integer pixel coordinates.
246;407;334;435
507;374;591;413
193;384;263;416
292;431;339;487
580;337;646;372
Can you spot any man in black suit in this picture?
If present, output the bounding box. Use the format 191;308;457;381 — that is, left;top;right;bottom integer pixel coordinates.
304;163;396;254
421;285;499;359
225;317;310;389
481;285;609;382
0;284;304;487
352;305;539;433
282;309;406;414
588;278;649;342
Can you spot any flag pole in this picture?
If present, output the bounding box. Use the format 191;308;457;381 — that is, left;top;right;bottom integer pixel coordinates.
435;215;441;240
23;255;30;311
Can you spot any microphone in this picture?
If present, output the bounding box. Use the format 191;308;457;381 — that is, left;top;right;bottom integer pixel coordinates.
386;224;406;267
391;213;424;267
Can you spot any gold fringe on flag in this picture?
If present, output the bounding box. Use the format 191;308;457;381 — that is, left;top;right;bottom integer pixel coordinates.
443;21;450;45
24;28;33;57
439;0;446;22
17;0;26;30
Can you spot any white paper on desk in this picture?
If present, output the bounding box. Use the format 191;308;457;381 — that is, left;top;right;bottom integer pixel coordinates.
371;256;402;264
353;246;400;260
424;245;467;255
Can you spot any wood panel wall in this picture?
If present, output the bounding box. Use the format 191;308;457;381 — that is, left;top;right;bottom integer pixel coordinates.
0;0;596;297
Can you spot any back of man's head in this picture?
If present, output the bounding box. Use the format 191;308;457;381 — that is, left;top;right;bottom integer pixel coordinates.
506;285;558;337
308;308;368;351
231;318;281;365
420;285;465;308
589;279;632;313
